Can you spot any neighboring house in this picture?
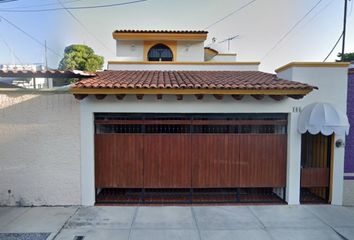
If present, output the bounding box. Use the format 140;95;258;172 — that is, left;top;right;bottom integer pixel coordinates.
0;30;351;206
0;81;21;88
345;63;354;205
0;64;50;89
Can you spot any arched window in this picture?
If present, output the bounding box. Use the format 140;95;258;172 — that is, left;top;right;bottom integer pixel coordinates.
147;44;173;61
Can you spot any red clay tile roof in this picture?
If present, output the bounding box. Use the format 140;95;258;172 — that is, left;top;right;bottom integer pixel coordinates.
114;30;208;34
73;70;316;91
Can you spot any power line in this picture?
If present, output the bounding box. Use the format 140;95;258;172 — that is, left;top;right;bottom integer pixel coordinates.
0;0;18;3
277;0;334;45
0;0;147;12
2;0;82;10
57;0;115;55
302;0;334;27
203;0;257;30
0;15;62;58
323;32;343;62
0;33;23;64
262;0;323;60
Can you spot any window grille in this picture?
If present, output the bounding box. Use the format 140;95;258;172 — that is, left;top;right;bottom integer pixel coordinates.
95;113;287;134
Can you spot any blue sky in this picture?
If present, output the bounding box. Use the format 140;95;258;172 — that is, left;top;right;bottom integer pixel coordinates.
0;0;353;72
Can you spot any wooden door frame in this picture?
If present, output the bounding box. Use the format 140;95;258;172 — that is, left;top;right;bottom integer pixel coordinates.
300;133;334;203
329;134;335;203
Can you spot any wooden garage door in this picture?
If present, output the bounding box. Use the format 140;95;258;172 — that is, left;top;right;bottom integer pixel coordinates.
95;134;144;188
94;113;287;189
144;134;192;188
239;135;287;187
192;134;241;187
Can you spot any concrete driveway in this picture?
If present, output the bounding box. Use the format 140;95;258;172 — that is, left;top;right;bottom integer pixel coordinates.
1;205;354;240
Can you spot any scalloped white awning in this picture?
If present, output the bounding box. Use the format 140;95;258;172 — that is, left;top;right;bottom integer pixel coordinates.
298;103;349;136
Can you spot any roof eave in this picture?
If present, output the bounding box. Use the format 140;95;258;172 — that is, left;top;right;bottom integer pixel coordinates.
69;87;313;96
112;32;208;41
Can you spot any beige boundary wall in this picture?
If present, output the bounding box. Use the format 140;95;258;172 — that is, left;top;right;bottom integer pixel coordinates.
0;93;81;206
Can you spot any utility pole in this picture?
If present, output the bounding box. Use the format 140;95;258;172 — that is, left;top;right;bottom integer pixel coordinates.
44;40;48;71
342;0;348;61
44;40;53;88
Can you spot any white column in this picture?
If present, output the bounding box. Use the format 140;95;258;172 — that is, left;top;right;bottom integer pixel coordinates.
80;100;96;206
286;112;301;204
47;78;53;89
331;134;345;205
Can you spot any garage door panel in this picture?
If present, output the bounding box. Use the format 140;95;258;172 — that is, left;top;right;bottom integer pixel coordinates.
239;134;287;187
95;135;114;188
143;134;191;188
95;134;144;188
192;134;241;188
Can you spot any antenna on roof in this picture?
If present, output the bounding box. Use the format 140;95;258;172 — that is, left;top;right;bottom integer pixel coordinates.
218;35;239;51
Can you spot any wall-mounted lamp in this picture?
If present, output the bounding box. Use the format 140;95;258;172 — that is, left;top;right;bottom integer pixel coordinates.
335;139;345;148
185;44;190;52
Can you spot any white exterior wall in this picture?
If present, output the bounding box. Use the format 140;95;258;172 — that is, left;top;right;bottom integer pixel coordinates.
209;54;237;62
0;93;81;206
286;111;302;204
108;63;259;71
176;41;204;62
115;40;144;61
277;66;348;205
114;40;204;62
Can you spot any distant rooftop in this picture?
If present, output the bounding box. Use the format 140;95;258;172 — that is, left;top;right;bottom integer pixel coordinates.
113;30;208;34
0;70;96;79
1;64;44;72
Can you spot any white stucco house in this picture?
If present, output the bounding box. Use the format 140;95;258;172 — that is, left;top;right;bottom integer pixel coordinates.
0;30;351;206
0;64;50;89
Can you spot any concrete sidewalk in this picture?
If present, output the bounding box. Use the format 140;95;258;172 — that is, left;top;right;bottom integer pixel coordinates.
1;205;354;240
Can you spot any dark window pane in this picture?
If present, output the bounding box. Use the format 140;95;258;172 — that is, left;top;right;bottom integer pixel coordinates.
148;44;173;61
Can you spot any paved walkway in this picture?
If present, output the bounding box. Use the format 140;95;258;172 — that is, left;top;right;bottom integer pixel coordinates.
1;205;354;239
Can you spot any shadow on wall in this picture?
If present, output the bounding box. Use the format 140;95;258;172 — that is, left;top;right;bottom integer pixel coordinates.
0;93;81;206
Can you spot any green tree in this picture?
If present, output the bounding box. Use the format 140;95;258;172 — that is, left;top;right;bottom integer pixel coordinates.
336;52;354;62
59;44;104;72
